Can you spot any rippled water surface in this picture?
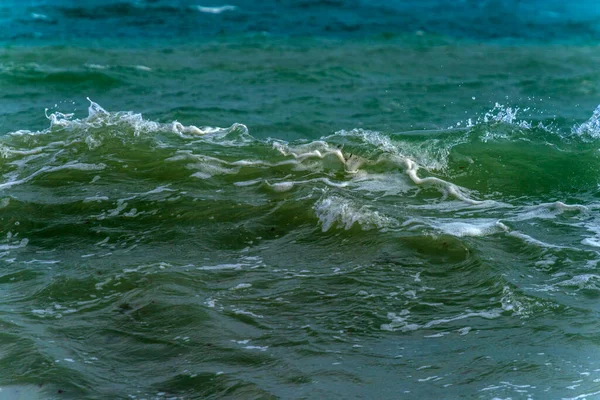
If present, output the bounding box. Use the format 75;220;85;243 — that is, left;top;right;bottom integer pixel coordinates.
3;1;600;399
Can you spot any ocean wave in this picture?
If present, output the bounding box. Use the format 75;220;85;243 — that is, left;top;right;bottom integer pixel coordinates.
10;99;249;142
0;62;123;87
2;101;600;247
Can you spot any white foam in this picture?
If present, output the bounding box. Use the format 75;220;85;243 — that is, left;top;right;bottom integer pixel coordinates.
332;129;397;153
0;166;52;190
500;286;530;316
508;231;565;250
314;196;398;232
268;181;295;192
330;128;458;171
243;345;268;351
381;308;501;332
403;158;481;204
169;154;238;179
582;238;600;247
0;238;29;251
31;12;52;21
424;332;449;338
510;201;587;222
83;196;109;203
205;299;216;308
191;171;213;180
265;177;348;192
32;99;245;141
87;98;108;117
435;220;508;237
349;172;413;196
139;186;176;196
233;178;262;187
51;162;106;172
84;63;108;70
556;274;600;290
422;310;501;328
22;259;60;265
564;389;600;400
230;283;252;290
195;5;237;14
171;121;212;135
198;264;244;271
380;311;420;332
232;308;263;318
271;141;353;171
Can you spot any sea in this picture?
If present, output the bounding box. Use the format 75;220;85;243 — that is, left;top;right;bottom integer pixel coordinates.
2;1;600;399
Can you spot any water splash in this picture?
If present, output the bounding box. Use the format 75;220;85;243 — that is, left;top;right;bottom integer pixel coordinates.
573;104;600;139
314;195;398;231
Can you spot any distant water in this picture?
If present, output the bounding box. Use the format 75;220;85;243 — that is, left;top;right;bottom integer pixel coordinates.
2;0;600;44
3;1;600;399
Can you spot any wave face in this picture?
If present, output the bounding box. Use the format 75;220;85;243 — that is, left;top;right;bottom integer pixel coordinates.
3;100;600;398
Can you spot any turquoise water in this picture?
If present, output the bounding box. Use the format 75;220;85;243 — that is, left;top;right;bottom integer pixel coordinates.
3;2;600;399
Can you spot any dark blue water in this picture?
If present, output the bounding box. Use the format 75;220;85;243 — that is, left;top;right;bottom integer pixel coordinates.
1;0;600;45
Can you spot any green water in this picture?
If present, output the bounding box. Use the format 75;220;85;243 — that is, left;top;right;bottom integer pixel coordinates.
2;37;600;399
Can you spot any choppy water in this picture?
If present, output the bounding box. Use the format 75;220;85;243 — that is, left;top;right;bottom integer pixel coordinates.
3;1;600;399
